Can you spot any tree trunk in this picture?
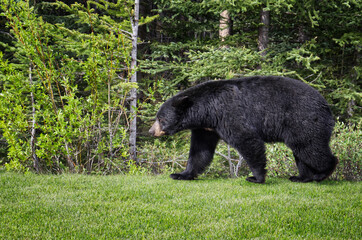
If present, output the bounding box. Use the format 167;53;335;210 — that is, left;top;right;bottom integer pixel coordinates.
108;76;113;160
258;8;270;57
64;141;75;172
219;10;230;42
129;0;139;163
29;64;40;173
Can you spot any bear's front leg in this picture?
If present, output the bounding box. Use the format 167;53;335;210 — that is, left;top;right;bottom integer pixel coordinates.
170;129;219;180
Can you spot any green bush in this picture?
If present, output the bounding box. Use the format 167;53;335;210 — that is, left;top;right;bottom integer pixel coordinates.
0;1;136;174
138;132;190;175
266;143;297;178
330;121;362;181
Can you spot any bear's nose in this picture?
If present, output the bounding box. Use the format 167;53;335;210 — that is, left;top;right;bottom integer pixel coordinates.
149;120;165;137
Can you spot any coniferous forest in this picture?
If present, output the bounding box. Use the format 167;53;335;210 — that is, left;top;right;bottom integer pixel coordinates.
0;0;360;180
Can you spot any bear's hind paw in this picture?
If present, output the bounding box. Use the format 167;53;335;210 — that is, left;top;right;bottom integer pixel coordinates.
170;173;195;180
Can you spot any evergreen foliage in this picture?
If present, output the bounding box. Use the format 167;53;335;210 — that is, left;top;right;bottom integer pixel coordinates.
147;0;361;121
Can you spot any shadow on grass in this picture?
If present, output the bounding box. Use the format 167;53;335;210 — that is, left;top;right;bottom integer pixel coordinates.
236;177;346;186
317;180;350;186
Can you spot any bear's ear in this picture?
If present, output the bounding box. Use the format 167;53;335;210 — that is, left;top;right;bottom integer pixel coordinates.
172;96;193;109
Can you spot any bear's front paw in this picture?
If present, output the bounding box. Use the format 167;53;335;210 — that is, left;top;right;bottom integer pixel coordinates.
170;173;195;180
246;176;265;184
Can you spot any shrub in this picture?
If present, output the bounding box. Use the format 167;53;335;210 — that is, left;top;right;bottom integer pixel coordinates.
265;143;297;178
0;1;136;173
330;121;362;181
138;132;190;175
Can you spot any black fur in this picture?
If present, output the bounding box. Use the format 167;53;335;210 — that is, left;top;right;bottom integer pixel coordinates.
153;76;338;183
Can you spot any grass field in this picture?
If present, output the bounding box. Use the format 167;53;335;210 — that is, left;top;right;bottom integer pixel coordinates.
0;172;361;239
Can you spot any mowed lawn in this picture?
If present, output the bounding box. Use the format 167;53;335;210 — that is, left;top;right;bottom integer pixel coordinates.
0;172;361;239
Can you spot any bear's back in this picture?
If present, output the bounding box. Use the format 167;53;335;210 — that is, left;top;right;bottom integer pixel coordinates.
185;76;327;111
184;76;334;140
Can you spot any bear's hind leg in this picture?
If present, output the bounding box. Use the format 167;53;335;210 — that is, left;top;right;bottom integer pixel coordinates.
289;144;338;183
311;149;338;182
170;129;219;180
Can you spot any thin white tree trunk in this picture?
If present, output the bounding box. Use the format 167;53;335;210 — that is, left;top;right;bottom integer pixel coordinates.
258;8;270;57
219;10;230;42
108;77;113;160
64;141;74;172
129;0;139;162
29;64;39;173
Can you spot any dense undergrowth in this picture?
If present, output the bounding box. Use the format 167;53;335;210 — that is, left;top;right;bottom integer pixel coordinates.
1;118;360;182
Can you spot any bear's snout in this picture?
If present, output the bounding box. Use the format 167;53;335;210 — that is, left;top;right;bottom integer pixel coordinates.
149;119;165;137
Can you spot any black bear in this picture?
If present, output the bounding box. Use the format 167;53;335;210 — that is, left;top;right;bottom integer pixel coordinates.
149;76;338;183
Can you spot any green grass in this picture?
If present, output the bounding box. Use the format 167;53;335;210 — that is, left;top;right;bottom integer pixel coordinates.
0;172;361;239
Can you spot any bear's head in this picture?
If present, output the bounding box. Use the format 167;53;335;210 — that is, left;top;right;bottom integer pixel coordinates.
149;95;193;137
